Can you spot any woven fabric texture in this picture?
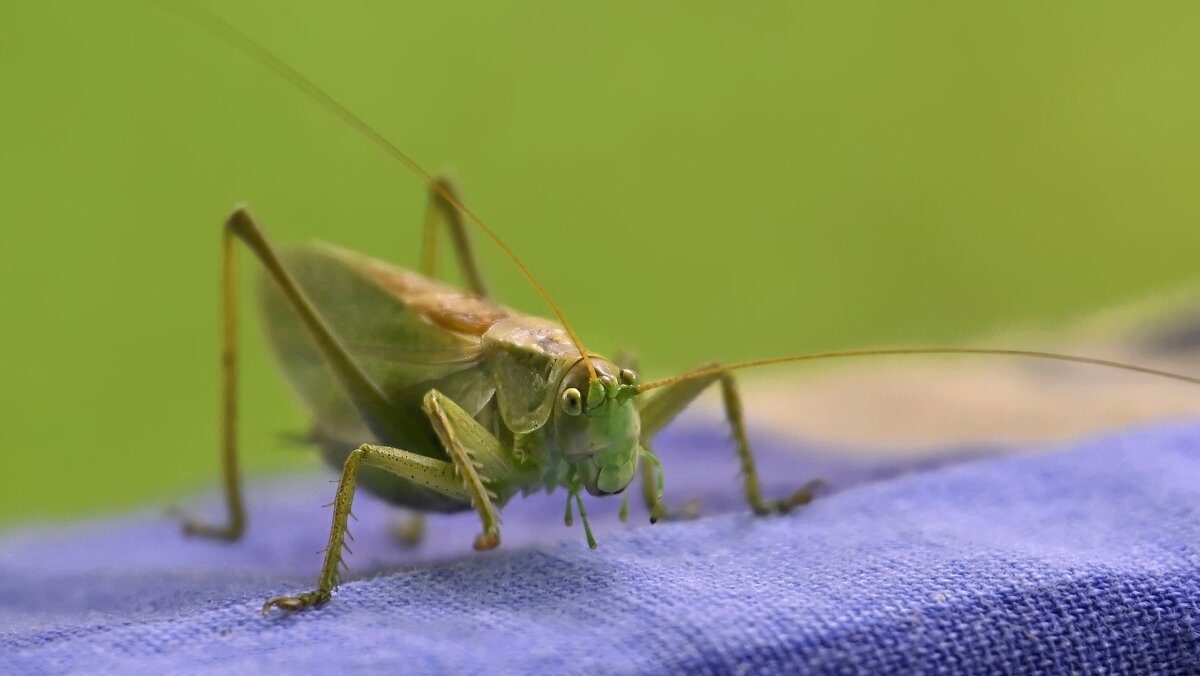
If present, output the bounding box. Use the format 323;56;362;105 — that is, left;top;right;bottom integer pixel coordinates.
3;419;1199;674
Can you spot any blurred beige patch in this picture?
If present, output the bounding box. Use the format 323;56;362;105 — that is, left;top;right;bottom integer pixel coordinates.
706;290;1200;455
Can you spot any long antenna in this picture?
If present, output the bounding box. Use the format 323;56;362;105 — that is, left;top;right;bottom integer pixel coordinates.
153;0;599;382
637;347;1200;392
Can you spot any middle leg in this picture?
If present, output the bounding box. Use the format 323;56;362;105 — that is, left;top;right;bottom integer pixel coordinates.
638;365;821;516
263;442;469;613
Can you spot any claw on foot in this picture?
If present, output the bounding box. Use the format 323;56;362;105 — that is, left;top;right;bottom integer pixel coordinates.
473;528;500;551
649;503;667;524
180;517;242;542
262;590;330;615
760;478;827;515
649;498;702;524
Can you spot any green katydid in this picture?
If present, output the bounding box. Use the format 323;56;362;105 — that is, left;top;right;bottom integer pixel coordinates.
158;2;1200;614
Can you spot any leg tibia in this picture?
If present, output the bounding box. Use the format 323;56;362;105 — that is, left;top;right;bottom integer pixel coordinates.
263;443;467;613
717;372;821;515
420;176;489;298
180;210;251;541
422;389;514;550
639;364;822;518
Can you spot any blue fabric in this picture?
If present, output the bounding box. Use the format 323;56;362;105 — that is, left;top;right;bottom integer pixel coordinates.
3;419;1200;674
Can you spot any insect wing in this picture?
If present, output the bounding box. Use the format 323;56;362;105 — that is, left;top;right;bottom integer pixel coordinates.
259;243;492;445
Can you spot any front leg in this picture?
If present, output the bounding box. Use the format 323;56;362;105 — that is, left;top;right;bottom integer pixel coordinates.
639;365;821;516
614;348;679;523
422;389;517;551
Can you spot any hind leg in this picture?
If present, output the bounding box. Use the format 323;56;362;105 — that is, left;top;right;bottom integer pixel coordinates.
419;175;489;298
182;207;407;540
178;211;252;540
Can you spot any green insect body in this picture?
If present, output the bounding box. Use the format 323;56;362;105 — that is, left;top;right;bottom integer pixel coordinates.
161;1;1200;615
261;241;645;511
158;1;822;612
187;201;813;615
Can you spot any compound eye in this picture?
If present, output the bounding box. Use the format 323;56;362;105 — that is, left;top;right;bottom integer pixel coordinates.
619;368;638;385
561;387;583;416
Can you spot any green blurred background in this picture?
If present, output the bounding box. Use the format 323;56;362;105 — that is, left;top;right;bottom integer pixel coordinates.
2;1;1199;525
